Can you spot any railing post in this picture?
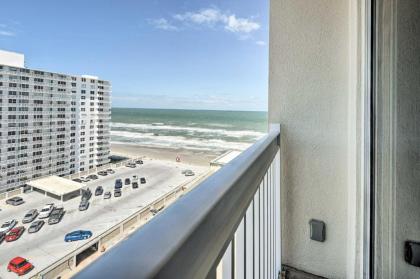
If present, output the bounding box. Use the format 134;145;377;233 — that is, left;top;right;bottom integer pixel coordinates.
270;123;282;273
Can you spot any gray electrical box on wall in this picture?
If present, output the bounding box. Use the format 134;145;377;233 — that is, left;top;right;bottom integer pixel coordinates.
405;241;420;267
309;219;326;242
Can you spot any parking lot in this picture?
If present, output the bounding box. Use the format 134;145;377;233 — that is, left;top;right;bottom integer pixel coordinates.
0;159;209;279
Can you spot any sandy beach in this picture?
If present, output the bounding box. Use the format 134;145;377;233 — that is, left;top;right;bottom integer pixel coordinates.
111;143;222;167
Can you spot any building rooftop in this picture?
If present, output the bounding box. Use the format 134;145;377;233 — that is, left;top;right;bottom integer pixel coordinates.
27;176;85;200
0;49;24;67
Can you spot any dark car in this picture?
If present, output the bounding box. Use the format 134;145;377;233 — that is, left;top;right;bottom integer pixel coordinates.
64;230;92;242
48;207;65;225
72;178;83;183
95;186;104;196
81;188;92;201
115;179;122;189
132;182;139;189
22;209;38;224
184;170;195;176
124;178;131;185
5;197;24;206
28;220;44;233
97;171;108;176
0;232;5;243
135;159;143;165
79;200;90;211
114;189;122;197
140;177;146;184
87;174;98;180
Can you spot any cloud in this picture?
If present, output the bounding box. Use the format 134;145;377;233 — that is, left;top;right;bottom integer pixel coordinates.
0;23;16;37
255;40;266;46
149;18;178;31
174;8;226;25
225;15;260;33
0;30;15;37
151;8;260;36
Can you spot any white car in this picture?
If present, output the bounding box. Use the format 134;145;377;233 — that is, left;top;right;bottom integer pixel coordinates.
0;219;17;234
38;203;55;219
132;175;138;181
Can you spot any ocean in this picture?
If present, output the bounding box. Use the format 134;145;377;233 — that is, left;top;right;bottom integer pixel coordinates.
111;108;267;154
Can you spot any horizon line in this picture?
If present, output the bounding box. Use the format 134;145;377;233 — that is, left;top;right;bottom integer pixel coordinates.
111;106;268;113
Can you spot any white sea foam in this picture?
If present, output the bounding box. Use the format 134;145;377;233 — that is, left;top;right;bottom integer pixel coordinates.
110;130;252;152
111;122;265;138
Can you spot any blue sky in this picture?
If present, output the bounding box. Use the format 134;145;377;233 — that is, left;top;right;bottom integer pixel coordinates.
0;0;269;111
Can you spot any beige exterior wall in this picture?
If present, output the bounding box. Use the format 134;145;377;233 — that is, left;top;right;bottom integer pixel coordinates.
269;1;361;278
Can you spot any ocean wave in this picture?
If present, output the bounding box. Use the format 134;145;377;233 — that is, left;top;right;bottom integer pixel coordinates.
110;130;252;152
111;122;265;139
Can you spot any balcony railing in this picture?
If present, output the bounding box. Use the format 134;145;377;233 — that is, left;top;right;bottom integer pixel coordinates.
75;124;281;279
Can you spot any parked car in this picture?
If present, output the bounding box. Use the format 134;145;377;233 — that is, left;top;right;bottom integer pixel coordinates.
140;177;146;184
97;171;108;176
7;257;34;276
5;226;25;242
114;189;122;197
64;230;92;242
48;207;65;225
22;209;39;224
185;170;195;176
115;179;123;189
5;196;24;206
79;176;90;182
81;188;92;201
95;186;104;196
132;175;138;181
0;220;17;234
135;159;143;165
72;178;82;183
79;200;90;211
104;191;112;199
125;162;136;168
38;204;54;219
0;232;5;244
132;182;139;189
107;169;115;174
28;220;44;233
124;178;131;185
87;174;98;180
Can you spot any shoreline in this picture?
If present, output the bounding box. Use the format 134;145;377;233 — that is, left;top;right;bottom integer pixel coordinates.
111;143;222;167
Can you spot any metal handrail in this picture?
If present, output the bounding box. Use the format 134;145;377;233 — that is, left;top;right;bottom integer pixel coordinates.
75;127;280;279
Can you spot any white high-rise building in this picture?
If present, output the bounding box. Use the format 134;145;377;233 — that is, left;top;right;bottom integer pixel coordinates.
0;50;111;191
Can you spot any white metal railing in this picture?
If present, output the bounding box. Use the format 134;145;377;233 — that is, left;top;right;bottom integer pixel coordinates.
75;125;281;279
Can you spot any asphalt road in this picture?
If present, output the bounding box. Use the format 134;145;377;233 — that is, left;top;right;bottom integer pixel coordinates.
0;159;208;279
